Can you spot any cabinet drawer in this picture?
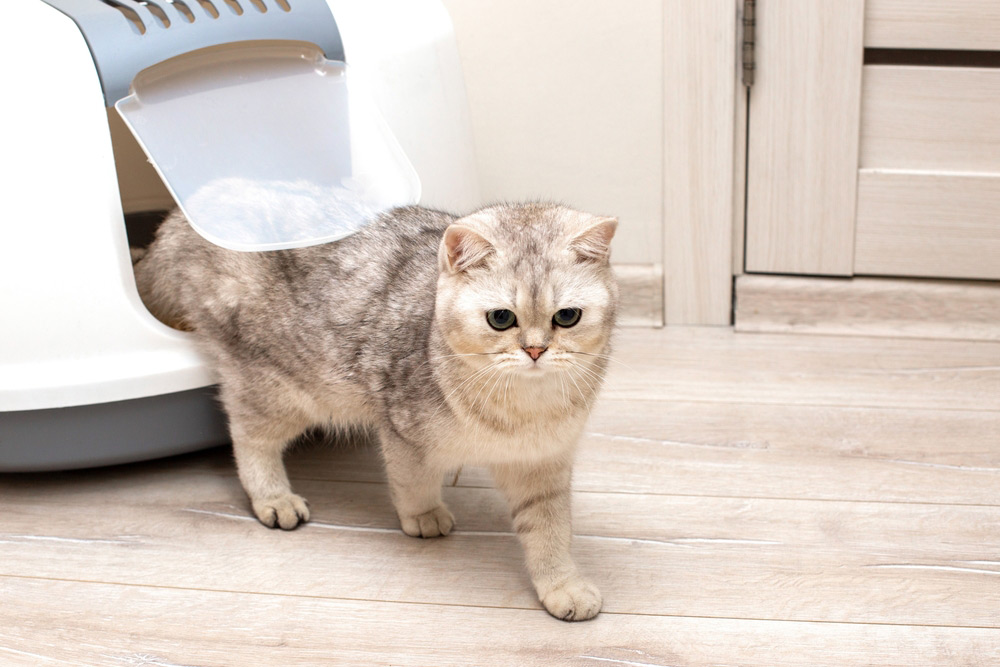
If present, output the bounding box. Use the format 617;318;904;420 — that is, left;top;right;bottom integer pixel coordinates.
855;171;1000;280
861;66;1000;173
865;0;1000;50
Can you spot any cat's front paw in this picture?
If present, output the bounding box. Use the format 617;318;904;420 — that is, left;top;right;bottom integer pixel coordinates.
252;493;310;530
399;505;455;538
540;577;603;621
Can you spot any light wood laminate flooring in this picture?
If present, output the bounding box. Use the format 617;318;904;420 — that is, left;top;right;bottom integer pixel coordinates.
2;327;999;665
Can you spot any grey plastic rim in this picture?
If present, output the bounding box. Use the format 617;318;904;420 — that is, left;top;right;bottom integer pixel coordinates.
0;386;229;472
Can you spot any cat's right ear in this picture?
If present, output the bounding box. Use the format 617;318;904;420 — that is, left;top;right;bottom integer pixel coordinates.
440;225;495;274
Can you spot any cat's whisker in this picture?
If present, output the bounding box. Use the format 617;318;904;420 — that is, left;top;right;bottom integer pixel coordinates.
412;351;504;374
570;361;605;389
489;369;512;411
445;360;499;399
481;366;508;409
484;365;511;409
563;366;589;406
565;350;634;372
428;359;503;422
570;358;604;393
468;364;504;412
567;364;599;396
454;363;501;398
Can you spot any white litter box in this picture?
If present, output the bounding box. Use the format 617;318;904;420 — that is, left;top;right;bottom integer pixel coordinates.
0;0;480;470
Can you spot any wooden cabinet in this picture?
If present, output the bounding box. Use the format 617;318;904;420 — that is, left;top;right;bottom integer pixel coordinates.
746;0;1000;281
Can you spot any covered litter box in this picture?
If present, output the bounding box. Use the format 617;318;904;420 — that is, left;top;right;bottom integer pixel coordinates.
0;0;480;470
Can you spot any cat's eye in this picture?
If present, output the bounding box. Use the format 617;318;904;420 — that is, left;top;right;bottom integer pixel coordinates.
486;309;517;331
553;308;582;328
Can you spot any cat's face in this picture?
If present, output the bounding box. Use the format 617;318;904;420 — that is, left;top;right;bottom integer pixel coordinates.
434;205;618;381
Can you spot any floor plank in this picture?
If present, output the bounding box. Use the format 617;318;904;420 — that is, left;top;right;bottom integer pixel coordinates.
603;328;1000;411
4;459;999;627
4;576;998;667
41;395;999;506
459;399;1000;504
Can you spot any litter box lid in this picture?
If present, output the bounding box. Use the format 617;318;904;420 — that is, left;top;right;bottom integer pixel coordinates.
115;41;421;251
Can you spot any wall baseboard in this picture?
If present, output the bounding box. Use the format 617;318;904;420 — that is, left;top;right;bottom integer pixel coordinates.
735;274;1000;341
614;264;663;327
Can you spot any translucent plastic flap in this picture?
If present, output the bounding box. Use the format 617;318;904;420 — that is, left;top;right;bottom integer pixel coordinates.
115;43;420;251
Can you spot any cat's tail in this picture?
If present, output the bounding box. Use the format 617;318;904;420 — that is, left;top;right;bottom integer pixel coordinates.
132;212;193;331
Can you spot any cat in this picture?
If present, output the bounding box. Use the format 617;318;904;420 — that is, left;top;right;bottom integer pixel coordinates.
134;199;619;621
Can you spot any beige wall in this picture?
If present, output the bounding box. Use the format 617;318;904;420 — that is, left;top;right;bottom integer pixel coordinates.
439;0;664;266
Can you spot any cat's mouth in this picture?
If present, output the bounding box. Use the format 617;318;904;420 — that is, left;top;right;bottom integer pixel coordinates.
468;349;581;378
514;349;570;375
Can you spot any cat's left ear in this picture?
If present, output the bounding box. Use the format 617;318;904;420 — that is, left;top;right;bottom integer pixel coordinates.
569;216;618;263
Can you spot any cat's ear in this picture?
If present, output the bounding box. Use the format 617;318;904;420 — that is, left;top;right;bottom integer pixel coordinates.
440;224;496;274
569;216;618;263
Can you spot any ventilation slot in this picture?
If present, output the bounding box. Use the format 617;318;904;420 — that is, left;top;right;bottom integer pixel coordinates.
274;0;290;11
135;1;171;28
221;0;244;16
195;0;219;19
248;0;267;13
165;0;196;22
101;0;146;34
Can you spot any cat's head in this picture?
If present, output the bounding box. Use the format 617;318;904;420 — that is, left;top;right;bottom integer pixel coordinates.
434;204;618;381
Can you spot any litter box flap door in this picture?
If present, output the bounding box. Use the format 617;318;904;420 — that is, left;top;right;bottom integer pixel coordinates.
115;42;421;251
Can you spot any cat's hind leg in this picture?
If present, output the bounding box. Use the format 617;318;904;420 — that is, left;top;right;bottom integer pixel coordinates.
378;428;454;538
223;386;313;530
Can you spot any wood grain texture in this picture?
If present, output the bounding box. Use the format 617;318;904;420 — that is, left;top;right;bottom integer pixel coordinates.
598;328;1000;412
731;0;749;277
745;0;864;275
855;170;1000;280
861;66;1000;173
613;263;664;327
455;402;1000;505
865;0;1000;50
662;0;735;325
4;577;998;667
3;461;1000;626
732;68;748;277
734;274;1000;341
2;326;1000;662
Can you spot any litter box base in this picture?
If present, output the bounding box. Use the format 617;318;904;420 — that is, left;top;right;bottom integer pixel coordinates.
0;386;229;472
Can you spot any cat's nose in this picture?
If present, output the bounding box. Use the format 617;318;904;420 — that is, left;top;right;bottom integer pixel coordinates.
524;347;546;361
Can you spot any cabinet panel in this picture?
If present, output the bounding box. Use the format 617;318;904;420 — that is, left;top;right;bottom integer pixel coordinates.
855;171;1000;280
861;66;1000;173
745;0;865;276
865;0;1000;50
662;0;736;324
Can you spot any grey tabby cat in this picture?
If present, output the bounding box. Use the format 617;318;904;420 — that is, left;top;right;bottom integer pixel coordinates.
134;202;618;621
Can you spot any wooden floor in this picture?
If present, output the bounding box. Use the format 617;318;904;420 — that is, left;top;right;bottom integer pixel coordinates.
3;327;1000;666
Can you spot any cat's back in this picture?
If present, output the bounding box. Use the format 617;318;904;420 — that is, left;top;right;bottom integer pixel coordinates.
308;205;454;300
136;205;455;354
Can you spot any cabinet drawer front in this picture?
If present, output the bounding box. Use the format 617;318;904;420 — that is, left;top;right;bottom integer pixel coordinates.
855;171;1000;280
865;0;1000;50
861;66;1000;173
